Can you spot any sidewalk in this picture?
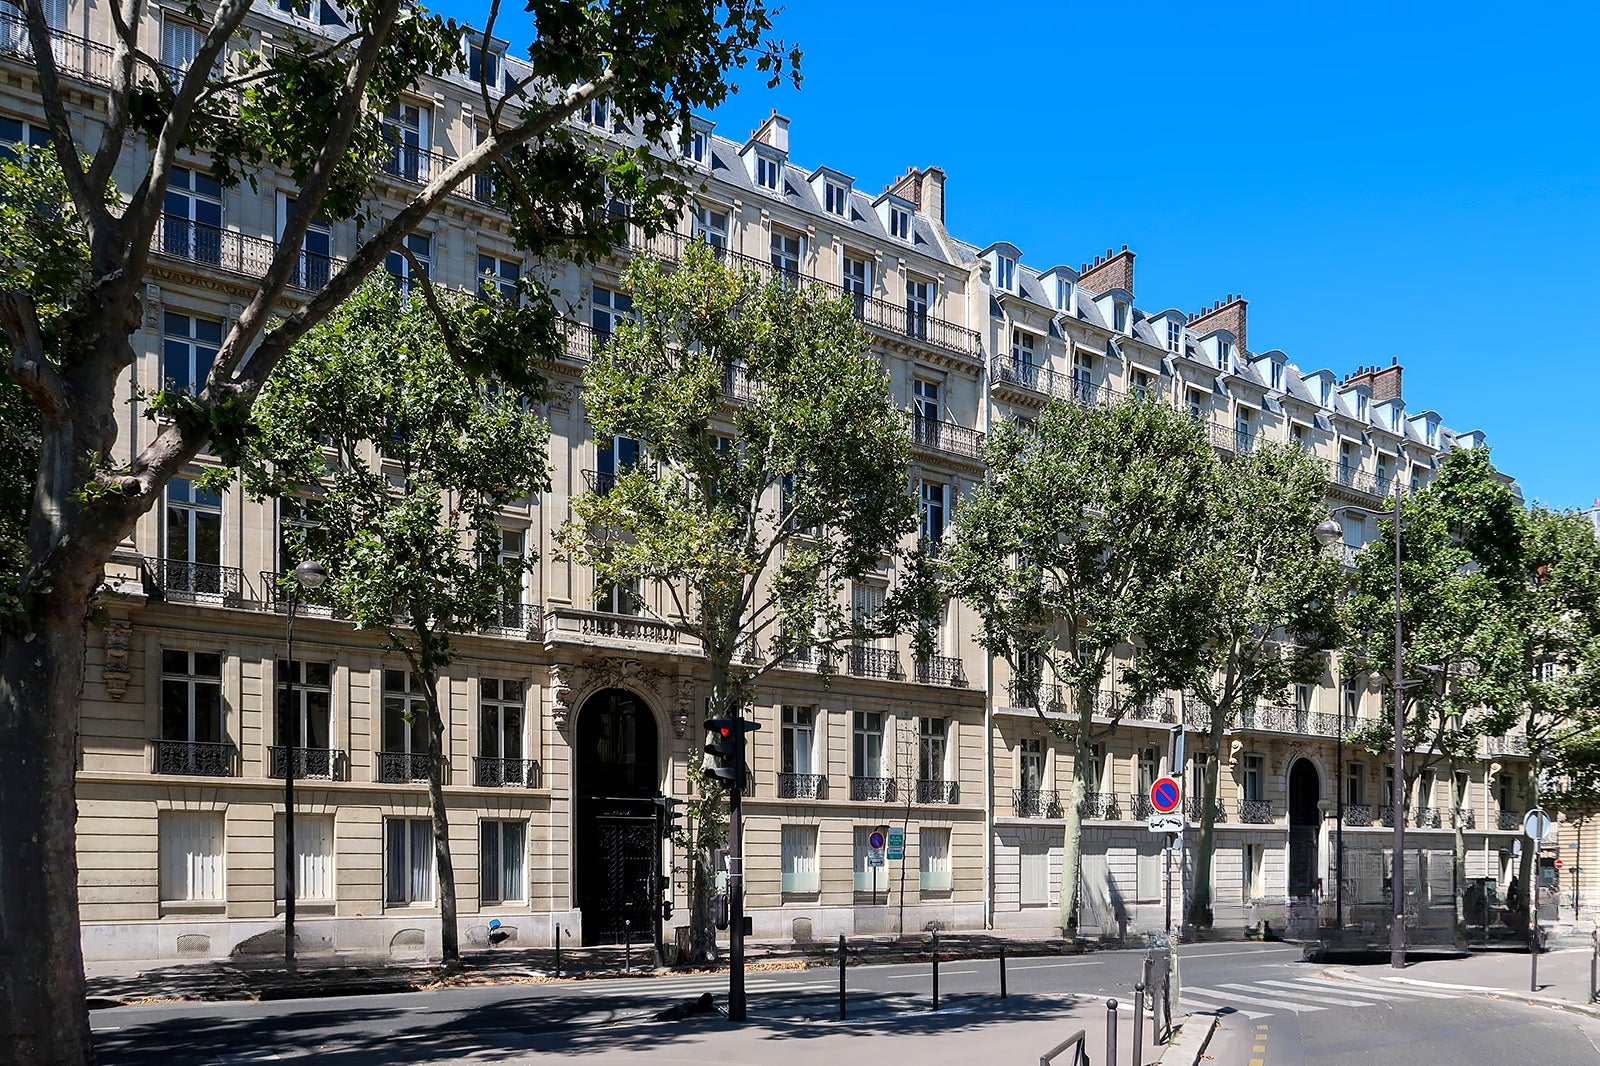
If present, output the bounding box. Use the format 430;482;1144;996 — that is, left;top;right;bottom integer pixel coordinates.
1325;941;1600;1020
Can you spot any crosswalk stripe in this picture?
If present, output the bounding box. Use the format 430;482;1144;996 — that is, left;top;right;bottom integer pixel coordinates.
1187;984;1326;1013
1332;977;1462;1000
1179;993;1270;1020
1264;979;1414;1003
1240;982;1382;1008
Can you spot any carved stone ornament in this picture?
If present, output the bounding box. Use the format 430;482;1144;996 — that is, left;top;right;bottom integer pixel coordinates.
102;619;132;699
577;655;668;694
548;661;573;730
673;678;694;739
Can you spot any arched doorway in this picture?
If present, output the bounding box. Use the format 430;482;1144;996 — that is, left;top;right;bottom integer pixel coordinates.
1287;759;1321;898
573;688;661;946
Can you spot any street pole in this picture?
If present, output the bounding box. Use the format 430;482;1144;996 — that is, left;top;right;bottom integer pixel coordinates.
729;742;747;1022
1336;693;1345;936
1391;484;1407;970
280;560;325;978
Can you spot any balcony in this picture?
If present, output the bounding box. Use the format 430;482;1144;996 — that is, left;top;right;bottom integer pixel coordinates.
152;215;344;292
483;602;544;638
1084;791;1122;819
0;12;114;85
1412;806;1443;829
778;773;826;800
847;645;904;681
1013;788;1062;818
1497;808;1524;831
1451;807;1476;830
1379;804;1405;828
152;739;236;777
1238;799;1275;824
581;469;618;495
914;654;968;688
850;776;897;802
1122;695;1178;724
1130;793;1154;819
1483;733;1530;756
1187;797;1225;822
916;779;958;804
473;757;541;788
911;414;985;462
987;356;1112;408
1006;680;1063;713
1343;803;1374;826
267;746;347;781
258;571;335;614
780;647;836;674
721;362;760;403
144;557;244;604
376;751;438;784
545;606;679;646
1328;461;1395;500
375;142;456;187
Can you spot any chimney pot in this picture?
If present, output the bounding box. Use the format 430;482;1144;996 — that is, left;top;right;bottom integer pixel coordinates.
1106;247;1113;258
1121;244;1128;252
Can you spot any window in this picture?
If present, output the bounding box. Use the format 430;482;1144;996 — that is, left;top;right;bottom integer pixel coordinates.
384;232;431;296
281;197;332;290
1376;454;1393;492
275;813;334;900
596;434;639;490
1339;441;1358;483
275;658;332;752
1130;369;1154;401
597;574;640;615
579;97;609;129
381;669;429;758
854;826;889;893
1425;420;1439;447
1020;841;1048;905
1454;770;1470;811
770;229;801;279
479;820;527;905
905;278;932;339
919;479;947;545
1137;747;1159;794
852;711;883;779
781;706;815;776
480;678;524;764
0;114;51;159
995;254;1016;292
160;811;225;901
1347;761;1365;805
1113;300;1130;333
1073;350;1095;404
1355;392;1370;422
1269;360;1285;391
912;377;940;422
1295;683;1313;721
1290;422;1307;450
277;497;316;574
1055;277;1074;313
1166;320;1183;354
1020;738;1044;790
1243;754;1265;803
755;152;780;190
1011;329;1036;376
825;180;848;216
1186;389;1206;420
889;205;911;240
1217;340;1233;372
380;103;430;182
162;312;221;395
919;827;952;892
466;40;502;90
1235;408;1254;451
161;167;223;264
160;17;205;72
161;649;223;747
478;253;520;301
680;129;706;163
385;817;434;904
591;285;633;338
164;477;222;572
781;825;819;894
692;204;728;251
918;716;948;782
842;254;870;317
494;529;527;625
1243;842;1264;899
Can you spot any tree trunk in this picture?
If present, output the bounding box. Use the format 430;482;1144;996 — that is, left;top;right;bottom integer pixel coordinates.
1449;760;1466;935
1516;762;1538;937
1187;720;1226;930
1;605;98;1066
422;675;458;963
1057;688;1094;937
684;652;736;963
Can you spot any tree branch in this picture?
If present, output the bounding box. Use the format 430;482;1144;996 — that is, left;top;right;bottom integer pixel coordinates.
87;0;143;195
2;291;68;420
22;0;100;230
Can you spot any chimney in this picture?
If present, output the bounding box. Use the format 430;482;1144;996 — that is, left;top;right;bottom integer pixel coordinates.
1188;293;1248;354
750;109;789;154
1077;245;1135;297
887;165;947;224
1344;356;1403;403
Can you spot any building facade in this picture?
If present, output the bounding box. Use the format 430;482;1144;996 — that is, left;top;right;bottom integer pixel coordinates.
0;0;1563;963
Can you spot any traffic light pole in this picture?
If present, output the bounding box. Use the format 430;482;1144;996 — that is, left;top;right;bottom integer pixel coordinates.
729;767;747;1022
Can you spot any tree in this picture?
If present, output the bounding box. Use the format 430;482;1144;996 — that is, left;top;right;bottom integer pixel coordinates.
555;243;918;961
1342;448;1527;927
0;1;796;1057
1175;443;1343;931
232;278;549;962
940;397;1217;935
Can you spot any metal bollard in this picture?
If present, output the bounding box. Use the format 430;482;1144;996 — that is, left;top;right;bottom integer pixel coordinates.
554;922;562;979
932;927;940;1011
1000;944;1008;999
625;919;632;973
1591;931;1598;1003
1531;920;1539;992
1105;998;1119;1066
1133;983;1145;1066
839;934;848;1020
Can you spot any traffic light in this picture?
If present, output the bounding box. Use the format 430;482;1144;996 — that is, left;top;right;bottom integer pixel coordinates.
658;873;673;922
655;796;684;840
713;892;729;930
704;716;761;788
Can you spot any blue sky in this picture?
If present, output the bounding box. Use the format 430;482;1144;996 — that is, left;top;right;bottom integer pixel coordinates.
437;1;1598;510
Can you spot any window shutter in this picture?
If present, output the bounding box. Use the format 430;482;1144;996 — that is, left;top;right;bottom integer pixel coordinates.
1020;842;1048;905
161;811;224;901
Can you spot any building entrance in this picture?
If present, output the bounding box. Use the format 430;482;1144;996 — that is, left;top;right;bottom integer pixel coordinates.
1288;759;1321;897
573;688;661;946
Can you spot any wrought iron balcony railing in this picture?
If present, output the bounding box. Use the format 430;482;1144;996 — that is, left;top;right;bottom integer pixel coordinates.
1379;804;1406;828
581;468;618;495
474;757;541;788
850;776;897;802
152;739;236;777
848;645;904;681
1238;799;1275;824
914;654;968;687
1343;803;1374;826
258;571;335;613
267;746;347;781
1006;680;1063;712
376;751;439;784
375;141;456;186
483;602;543;638
1497;808;1524;831
1187;797;1225;822
780;646;836;674
1451;807;1476;830
1328;461;1394;499
1412;806;1443;829
1122;695;1178;724
0;12;114;85
911;414;985;461
145;557;244;603
1013;788;1062;818
916;779;958;804
1131;793;1154;819
778;773;826;799
1084;791;1122;819
987;356;1113;408
152;214;344;292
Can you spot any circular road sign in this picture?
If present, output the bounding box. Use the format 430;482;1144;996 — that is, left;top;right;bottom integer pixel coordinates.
1555;858;1564;871
1150;776;1181;815
1525;808;1553;840
868;831;886;851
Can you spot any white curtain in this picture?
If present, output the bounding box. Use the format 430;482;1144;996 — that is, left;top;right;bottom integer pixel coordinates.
781;825;819;894
276;814;334;900
919;827;951;892
1020;841;1048;906
160;811;224;901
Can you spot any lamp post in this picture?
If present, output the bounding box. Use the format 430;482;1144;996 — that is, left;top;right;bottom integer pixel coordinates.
283;559;327;976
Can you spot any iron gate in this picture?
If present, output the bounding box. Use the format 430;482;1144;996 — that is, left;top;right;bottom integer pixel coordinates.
582;804;660;947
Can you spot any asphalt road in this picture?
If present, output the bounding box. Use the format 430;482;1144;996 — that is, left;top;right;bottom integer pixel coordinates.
90;943;1600;1064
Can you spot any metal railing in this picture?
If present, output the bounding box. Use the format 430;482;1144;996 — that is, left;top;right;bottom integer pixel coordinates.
1238;799;1275;824
988;356;1112;408
581;468;618;494
1122;695;1178;724
1131;793;1154;819
1379;804;1406;828
1343;803;1374;826
850;776;897;802
1413;806;1443;828
145;557;243;602
484;602;543;637
916;779;958;804
1084;791;1122;819
1187;797;1225;822
1038;1027;1089;1066
1328;461;1394;499
1014;788;1062;818
0;12;114;85
847;645;904;680
375;141;456;186
780;647;836;674
910;413;985;461
546;606;679;645
1451;807;1476;829
152;214;344;291
778;772;826;799
258;570;335;613
914;654;967;687
152;739;236;777
473;757;541;788
375;751;437;783
1484;732;1530;756
720;361;760;403
267;746;346;781
1007;680;1063;712
1498;808;1524;831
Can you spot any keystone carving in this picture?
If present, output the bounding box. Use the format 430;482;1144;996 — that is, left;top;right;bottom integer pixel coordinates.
102;619;132;699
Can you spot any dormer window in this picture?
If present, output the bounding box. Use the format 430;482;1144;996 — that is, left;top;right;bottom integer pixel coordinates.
825;181;848;216
756;153;780;190
1056;278;1074;313
1269;361;1284;391
1218;340;1233;373
681;130;707;164
1166;321;1182;354
1113;300;1130;334
1425;421;1438;447
580;97;609;129
1355;393;1369;421
995;254;1016;293
467;40;503;89
889;205;911;240
1319;380;1332;406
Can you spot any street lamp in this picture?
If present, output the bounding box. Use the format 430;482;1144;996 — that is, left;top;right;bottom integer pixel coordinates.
283;558;327;976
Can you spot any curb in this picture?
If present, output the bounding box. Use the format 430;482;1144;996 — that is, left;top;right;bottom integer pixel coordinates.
1158;1012;1219;1066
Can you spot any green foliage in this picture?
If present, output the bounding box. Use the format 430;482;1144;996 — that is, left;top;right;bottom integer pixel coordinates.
0;146;100;357
0;378;35;625
1526;506;1600;811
